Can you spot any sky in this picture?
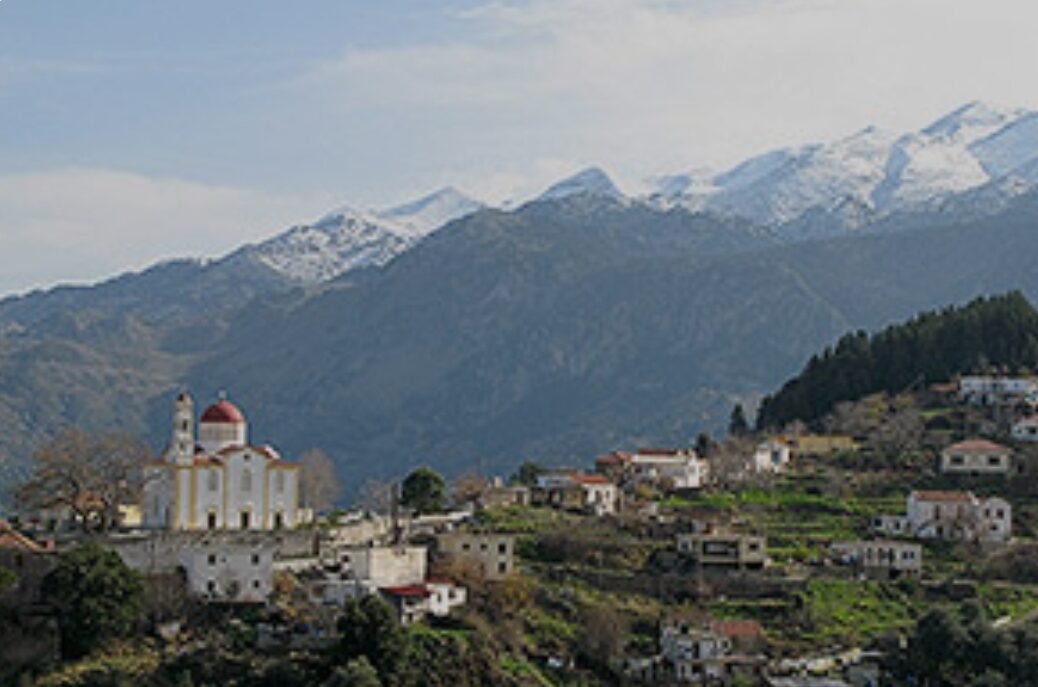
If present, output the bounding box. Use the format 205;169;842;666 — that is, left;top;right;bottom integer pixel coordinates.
2;0;1038;296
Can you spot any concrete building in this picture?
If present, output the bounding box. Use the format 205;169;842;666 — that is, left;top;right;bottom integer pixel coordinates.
940;439;1012;475
181;536;275;603
874;490;1012;544
830;540;922;579
305;545;428;605
535;472;620;516
752;439;792;474
143;393;301;531
676;531;768;570
476;482;531;510
630;449;709;490
437;532;516;580
0;522;56;606
661;617;766;684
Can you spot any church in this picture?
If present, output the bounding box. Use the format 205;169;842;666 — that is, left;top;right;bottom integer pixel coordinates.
143;392;301;530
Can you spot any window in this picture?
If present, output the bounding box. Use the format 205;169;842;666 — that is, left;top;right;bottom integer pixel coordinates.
241;469;252;493
207;580;216;593
275;471;285;494
274;512;284;529
498;542;507;554
208;470;219;492
251;553;260;566
240;511;251;529
462;543;471;552
253;580;261;589
207;512;217;530
208;554;216;566
498;561;507;574
989;456;1002;467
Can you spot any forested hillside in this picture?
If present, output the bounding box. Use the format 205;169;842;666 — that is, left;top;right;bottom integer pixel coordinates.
756;292;1038;429
7;191;1038;499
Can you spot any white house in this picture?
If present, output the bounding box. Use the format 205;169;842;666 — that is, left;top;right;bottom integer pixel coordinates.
181;537;275;603
959;376;1038;406
752;439;792;474
940;439;1012;475
379;579;467;625
875;490;1011;544
630;449;709;490
535;472;620;515
1012;415;1038;442
309;545;428;605
661;617;765;684
143;393;301;531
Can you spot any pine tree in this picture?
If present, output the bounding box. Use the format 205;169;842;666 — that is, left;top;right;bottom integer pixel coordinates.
728;404;749;437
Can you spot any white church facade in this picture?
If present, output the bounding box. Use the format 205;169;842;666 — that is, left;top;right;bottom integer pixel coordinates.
143;392;301;531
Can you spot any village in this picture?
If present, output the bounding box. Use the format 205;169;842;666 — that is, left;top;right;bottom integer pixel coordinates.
4;372;1038;686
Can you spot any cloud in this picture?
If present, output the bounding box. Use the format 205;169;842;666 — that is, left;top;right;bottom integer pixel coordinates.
0;168;328;296
303;0;1038;195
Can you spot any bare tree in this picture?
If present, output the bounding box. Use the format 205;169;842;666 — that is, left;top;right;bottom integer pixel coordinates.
15;428;149;532
354;478;395;515
709;436;757;488
299;448;342;514
452;473;488;506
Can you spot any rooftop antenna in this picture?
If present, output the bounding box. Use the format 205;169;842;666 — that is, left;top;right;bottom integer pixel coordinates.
218;390;228;401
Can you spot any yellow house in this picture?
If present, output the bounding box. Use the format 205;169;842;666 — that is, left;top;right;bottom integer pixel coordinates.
780;434;859;456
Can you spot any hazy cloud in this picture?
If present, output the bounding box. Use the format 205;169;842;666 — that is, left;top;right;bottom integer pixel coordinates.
0;168;326;296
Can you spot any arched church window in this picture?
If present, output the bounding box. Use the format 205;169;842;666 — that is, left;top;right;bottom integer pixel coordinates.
208;469;219;492
241;469;252;493
275;471;285;494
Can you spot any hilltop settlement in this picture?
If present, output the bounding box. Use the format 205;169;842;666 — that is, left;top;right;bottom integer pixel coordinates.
5;295;1038;686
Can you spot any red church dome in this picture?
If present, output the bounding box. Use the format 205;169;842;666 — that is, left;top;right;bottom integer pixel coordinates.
200;400;246;424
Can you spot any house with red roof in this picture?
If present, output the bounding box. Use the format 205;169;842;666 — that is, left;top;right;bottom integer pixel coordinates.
0;520;56;606
659;615;766;683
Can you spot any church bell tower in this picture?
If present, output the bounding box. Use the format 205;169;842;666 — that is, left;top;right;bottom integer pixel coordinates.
170;391;195;465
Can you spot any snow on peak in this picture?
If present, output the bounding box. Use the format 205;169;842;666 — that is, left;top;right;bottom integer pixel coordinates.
377;186;483;237
249;187;484;284
646;101;1038;234
538;167;625;202
922;100;1025;143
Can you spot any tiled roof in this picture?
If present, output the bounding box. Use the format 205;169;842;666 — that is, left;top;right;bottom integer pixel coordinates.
380;584;432;598
595;451;632;464
912;490;973;503
945;438;1010;454
571;473;612;485
711;619;764;639
0;521;45;552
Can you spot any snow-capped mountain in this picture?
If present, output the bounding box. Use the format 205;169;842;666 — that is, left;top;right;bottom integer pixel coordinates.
538;167;626;202
378;186;484;237
246;187;483;284
230;101;1038;286
648;101;1038;236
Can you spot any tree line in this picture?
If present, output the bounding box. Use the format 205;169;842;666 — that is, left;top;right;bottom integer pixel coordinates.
756;292;1038;430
